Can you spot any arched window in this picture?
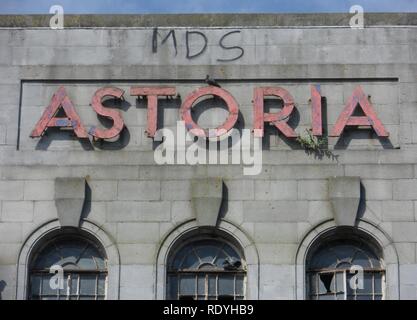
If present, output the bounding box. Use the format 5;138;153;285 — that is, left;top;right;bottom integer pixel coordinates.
28;234;107;300
167;238;246;300
306;234;385;300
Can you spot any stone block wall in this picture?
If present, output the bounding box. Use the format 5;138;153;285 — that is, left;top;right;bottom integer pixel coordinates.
0;14;416;299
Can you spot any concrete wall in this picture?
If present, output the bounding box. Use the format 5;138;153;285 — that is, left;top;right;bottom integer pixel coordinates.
0;14;417;300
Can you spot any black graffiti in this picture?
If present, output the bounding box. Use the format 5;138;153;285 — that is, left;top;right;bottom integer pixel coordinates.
186;31;208;59
152;28;178;56
217;30;244;62
152;28;244;62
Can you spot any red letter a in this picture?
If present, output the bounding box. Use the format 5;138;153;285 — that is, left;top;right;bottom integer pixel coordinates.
30;86;88;138
330;86;389;137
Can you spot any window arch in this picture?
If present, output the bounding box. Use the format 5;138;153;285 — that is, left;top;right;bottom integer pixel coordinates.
306;230;385;300
167;237;246;300
28;233;107;300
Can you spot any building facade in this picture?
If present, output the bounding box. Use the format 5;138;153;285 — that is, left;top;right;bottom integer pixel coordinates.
0;13;416;300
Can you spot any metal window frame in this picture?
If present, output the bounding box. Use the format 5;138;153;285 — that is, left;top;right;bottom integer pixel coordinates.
28;271;107;300
307;269;385;300
170;271;246;301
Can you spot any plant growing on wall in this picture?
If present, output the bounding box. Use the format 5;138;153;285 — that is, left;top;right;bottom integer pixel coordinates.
296;128;326;150
296;129;338;160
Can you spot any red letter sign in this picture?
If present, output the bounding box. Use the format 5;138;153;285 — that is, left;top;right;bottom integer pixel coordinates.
330;86;389;137
180;86;238;138
253;87;297;138
130;87;176;137
30;86;88;138
311;85;322;136
89;87;125;139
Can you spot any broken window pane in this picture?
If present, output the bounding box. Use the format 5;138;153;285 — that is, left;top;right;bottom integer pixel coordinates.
307;237;384;300
167;238;246;300
319;273;334;294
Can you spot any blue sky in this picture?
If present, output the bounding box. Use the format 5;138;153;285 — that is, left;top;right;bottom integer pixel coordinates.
0;0;416;14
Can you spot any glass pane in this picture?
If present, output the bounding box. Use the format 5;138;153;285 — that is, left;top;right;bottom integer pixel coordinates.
78;247;99;270
59;274;69;296
30;275;42;295
182;252;200;270
335;272;344;293
79;274;96;295
170;240;243;272
318;273;334;294
94;256;106;270
369;256;382;269
318;294;335;300
179;275;195;296
310;251;338;269
309;241;382;271
167;275;178;300
97;274;106;296
42;274;57;296
218;275;234;296
32;238;107;273
208;275;216;295
353;251;372;268
309;273;318;294
374;273;383;293
336;262;351;270
33;251;62;270
196;245;219;264
235;275;244;295
171;247;188;270
197;275;205;295
357;273;373;294
346;273;355;295
356;295;373;300
333;245;356;262
70;274;79;295
307;239;384;301
59;243;82;267
222;245;240;261
214;251;227;268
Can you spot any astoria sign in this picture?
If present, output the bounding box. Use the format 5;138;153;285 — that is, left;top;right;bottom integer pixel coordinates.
30;84;389;141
